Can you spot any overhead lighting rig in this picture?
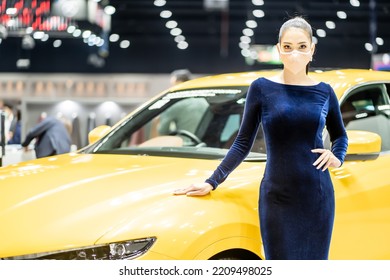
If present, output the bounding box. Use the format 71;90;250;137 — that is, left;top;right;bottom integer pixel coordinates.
0;0;114;69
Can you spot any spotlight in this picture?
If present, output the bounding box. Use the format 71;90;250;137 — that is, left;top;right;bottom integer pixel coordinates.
16;59;31;69
21;35;35;50
0;24;8;39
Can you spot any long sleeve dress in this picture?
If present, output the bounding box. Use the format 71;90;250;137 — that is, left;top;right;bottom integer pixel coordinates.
205;77;348;260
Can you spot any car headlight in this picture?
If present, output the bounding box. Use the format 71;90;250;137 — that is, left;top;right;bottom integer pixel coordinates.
4;237;156;260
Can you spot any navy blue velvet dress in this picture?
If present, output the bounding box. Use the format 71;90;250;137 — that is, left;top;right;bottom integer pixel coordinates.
205;77;348;260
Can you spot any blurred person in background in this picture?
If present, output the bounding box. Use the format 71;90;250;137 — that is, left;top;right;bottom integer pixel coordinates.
7;109;21;145
169;69;192;86
2;102;17;143
22;113;71;158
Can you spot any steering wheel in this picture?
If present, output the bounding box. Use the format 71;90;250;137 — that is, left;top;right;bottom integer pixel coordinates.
170;130;205;146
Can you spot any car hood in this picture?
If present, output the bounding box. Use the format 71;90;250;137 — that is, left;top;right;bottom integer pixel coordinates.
0;152;228;258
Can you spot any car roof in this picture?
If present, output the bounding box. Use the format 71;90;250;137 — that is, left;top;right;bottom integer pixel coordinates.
168;69;390;100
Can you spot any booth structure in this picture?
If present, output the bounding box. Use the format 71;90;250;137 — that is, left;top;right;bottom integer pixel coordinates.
0;73;176;166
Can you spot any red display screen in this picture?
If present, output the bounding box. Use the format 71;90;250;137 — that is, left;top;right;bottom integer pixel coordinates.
0;0;68;31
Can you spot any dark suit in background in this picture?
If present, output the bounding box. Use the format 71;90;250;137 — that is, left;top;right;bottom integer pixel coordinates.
22;116;71;158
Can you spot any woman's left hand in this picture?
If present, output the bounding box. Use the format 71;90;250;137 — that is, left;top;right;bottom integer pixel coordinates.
311;149;341;171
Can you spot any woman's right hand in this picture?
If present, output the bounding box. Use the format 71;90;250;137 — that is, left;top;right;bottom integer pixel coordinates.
173;183;213;196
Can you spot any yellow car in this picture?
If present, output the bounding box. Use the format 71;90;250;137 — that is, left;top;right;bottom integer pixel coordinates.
1;69;389;260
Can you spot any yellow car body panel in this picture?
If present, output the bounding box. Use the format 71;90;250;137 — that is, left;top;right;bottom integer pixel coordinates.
330;153;390;259
0;69;390;260
0;154;264;259
169;69;390;100
346;130;382;154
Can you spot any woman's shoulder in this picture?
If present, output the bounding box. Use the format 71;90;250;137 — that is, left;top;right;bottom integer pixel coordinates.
254;75;323;87
250;76;275;89
315;81;335;93
253;76;274;84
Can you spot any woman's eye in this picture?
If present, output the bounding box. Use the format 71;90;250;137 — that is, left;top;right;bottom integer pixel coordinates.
283;45;291;50
299;45;307;49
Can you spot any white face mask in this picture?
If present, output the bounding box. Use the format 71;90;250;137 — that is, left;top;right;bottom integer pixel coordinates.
278;45;313;74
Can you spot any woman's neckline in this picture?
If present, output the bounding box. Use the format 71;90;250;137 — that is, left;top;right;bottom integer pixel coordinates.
261;77;322;87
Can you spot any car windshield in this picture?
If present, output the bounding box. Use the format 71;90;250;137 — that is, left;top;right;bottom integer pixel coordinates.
83;87;266;161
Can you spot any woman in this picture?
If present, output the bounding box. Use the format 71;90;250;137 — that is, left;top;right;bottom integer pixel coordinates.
174;16;348;260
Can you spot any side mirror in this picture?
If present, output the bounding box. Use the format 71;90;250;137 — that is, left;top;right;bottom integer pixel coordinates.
345;130;381;161
88;125;111;144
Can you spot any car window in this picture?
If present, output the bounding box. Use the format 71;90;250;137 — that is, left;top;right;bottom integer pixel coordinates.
221;114;240;142
340;83;390;151
87;87;267;160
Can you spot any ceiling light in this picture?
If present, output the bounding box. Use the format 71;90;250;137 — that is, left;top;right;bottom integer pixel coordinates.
376;37;384;46
82;30;92;38
16;59;30;69
243;28;254;36
312;36;318;45
174;35;185;43
33;31;45;40
241;49;251;57
365;43;373;52
177;41;188;50
109;34;120;42
239;42;249;49
53;40;62;48
6;8;17;15
253;9;265;18
22;35;35;50
252;0;264;6
325;21;336;29
94;37;102;45
240;36;251;44
67;25;76;33
170;28;182;36
316;29;326;38
73;29;82;37
350;0;360;7
246;20;257;28
337;11;347;19
160;10;172;18
154;0;166;7
120;40;130;49
42;34;49;42
166;20;178;29
96;39;105;47
89;34;96;42
104;5;116;15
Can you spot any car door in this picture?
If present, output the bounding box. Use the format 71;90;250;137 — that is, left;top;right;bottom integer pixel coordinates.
330;82;390;259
